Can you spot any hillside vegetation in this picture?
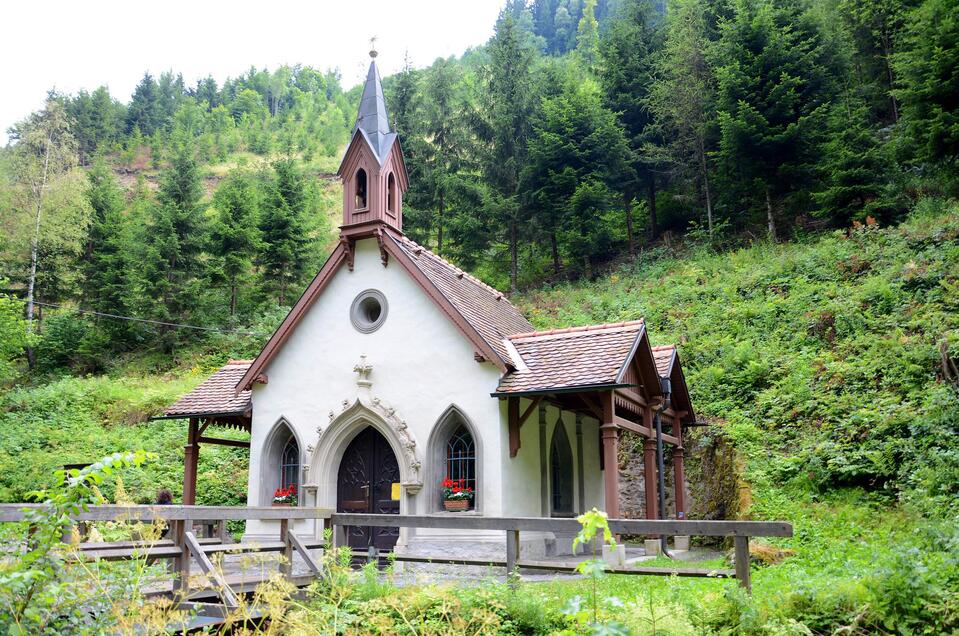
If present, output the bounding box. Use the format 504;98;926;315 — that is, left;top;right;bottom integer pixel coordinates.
1;199;957;632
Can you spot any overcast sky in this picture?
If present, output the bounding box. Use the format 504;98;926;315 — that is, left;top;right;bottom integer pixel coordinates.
1;0;504;136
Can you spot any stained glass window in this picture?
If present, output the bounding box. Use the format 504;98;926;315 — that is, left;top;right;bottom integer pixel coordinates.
281;437;299;491
445;425;476;507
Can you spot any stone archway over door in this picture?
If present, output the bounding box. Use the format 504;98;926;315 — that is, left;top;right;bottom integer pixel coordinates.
337;426;400;553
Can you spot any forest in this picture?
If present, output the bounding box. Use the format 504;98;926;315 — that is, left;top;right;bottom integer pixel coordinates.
1;0;956;372
1;0;958;632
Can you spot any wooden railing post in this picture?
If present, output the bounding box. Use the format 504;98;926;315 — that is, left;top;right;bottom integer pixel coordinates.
734;535;751;591
173;518;191;595
279;517;292;576
505;529;520;586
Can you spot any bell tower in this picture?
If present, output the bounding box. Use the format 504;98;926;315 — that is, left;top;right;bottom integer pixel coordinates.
337;47;408;237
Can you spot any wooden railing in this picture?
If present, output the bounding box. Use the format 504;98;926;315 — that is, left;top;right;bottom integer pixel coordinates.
0;505;792;597
330;513;792;590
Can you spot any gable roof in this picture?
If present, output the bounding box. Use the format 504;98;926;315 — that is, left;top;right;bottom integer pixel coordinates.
652;345;675;377
164;360;252;418
236;230;533;391
652;344;696;424
493;321;652;395
388;234;534;365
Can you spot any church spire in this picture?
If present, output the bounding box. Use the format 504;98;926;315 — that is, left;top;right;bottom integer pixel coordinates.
353;46;393;162
337;47;409;235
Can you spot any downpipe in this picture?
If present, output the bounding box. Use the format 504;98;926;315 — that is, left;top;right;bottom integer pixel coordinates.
656;377;675;559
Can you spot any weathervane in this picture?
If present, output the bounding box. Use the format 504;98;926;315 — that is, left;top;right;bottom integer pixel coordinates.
369;36;378;59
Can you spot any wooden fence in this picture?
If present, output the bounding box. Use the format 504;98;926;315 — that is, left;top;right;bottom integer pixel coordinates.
1;504;792;607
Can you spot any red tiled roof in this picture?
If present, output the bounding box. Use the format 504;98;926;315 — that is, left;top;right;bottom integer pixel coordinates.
495;321;646;394
390;234;534;364
652;345;676;378
165;361;252;417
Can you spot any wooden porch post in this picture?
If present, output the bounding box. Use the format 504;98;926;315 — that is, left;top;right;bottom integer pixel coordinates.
183;418;200;505
599;391;620;519
673;420;686;519
642;408;658;520
643;437;658;520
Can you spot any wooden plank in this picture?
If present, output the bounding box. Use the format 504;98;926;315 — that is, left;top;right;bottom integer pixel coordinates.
505;529;519;586
197;436;251;449
288;532;323;575
72;546;182;560
394;555;507;567
279;519;292;576
184;531;239;609
330;514;793;537
75;537;220;551
0;505;333;522
614;415;651;438
508;397;521;457
517;560;736;577
518;397;543;427
734;536;751;591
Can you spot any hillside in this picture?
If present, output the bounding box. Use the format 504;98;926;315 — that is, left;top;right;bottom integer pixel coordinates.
2;199;958;631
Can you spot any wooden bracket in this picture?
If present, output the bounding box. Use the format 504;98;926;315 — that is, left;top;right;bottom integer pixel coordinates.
340;236;355;271
375;228;389;267
508;396;542;457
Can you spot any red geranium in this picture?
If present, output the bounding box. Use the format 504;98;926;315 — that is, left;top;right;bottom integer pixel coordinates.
441;476;474;502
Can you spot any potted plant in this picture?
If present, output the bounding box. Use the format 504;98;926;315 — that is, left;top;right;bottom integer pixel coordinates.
272;485;297;507
442;478;473;511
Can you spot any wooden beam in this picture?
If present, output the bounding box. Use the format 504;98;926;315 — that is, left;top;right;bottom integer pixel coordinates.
185;531;239;608
644;438;658;522
615;387;647;410
197;436;251;449
508;397;520;457
183;419;199;506
518;396;543;427
600;391;620;520
578;393;604;420
614;415;652;438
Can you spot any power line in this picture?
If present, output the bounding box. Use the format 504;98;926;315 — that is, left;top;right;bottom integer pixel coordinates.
32;301;268;337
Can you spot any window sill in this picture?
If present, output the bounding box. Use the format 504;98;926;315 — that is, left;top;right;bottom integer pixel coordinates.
430;509;482;516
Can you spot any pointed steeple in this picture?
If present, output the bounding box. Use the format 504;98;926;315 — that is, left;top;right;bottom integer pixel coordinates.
337;47;409;236
353;49;395;163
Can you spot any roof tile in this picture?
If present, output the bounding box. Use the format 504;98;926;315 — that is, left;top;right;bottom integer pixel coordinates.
165;361;252;417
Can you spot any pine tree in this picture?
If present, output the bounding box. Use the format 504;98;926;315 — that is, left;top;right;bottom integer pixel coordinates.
599;0;661;247
139;136;206;351
893;0;959;186
83;159;131;326
210;171;261;316
522;75;631;276
258;159;307;305
126;73;161;136
648;0;718;239
484;11;537;291
576;0;601;71
712;0;837;240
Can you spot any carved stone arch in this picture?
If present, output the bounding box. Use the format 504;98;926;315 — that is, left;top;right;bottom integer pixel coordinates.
426;405;484;513
259;416;304;506
309;398;422;514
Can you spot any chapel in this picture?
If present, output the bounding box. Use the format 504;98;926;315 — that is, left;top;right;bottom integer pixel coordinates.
163;52;696;558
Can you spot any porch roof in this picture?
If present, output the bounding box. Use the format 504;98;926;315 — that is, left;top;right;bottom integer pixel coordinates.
161;360;252;420
493;321;650;395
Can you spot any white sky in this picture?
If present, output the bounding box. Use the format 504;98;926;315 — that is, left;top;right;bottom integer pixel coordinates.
1;0;504;136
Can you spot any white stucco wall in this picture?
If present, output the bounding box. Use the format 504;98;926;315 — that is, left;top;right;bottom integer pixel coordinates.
245;238;532;540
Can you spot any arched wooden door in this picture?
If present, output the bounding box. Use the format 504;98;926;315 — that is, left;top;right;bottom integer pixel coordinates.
336;426;400;553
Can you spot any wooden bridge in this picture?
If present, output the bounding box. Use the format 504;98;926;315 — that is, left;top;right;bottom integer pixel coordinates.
1;504;792;626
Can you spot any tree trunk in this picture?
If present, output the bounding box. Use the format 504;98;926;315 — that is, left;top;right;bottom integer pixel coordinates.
765;186;778;242
230;276;237;316
698;138;714;241
881;33;899;122
550;231;562;276
647;175;658;240
25;133;53;370
437;192;445;256
509;218;518;293
624;191;635;257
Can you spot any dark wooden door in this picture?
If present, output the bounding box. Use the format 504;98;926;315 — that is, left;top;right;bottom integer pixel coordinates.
336;426;400;554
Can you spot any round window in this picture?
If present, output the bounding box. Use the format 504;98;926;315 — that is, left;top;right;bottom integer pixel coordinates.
350;289;388;333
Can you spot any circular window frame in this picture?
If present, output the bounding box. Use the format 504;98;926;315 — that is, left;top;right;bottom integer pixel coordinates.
350;289;388;333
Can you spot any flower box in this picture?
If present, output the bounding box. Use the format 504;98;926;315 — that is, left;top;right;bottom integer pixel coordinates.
271;503;293;507
444;499;470;512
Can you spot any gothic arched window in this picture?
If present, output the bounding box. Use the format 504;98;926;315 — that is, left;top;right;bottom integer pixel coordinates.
387;172;396;214
550;422;574;516
445;425;476;507
280;437;299;490
355;168;368;210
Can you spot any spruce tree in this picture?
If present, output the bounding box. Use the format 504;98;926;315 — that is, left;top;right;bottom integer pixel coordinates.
210;171;261;316
139;136;206;351
258;159;307;306
83;159;131;328
484;11;536;291
712;0;837;240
